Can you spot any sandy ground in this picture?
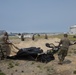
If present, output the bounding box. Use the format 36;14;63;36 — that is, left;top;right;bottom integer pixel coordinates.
0;38;76;75
10;38;60;56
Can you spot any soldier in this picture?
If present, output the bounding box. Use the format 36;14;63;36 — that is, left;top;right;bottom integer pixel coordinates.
58;34;71;65
0;32;11;59
45;34;48;39
21;33;24;41
32;34;35;40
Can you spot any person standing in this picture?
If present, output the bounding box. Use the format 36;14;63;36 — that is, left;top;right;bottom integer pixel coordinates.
58;34;71;65
21;33;24;41
32;34;35;40
45;34;48;39
0;32;11;59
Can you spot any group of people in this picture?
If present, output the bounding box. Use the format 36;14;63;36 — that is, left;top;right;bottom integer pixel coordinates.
0;32;75;65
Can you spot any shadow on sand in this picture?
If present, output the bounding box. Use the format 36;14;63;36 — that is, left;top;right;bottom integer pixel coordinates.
63;59;71;64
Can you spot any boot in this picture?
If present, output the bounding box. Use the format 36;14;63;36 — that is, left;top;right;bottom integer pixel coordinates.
58;60;63;65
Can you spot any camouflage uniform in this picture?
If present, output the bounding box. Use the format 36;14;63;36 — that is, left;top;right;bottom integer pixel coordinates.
58;34;70;64
21;34;24;41
0;33;11;59
0;44;10;59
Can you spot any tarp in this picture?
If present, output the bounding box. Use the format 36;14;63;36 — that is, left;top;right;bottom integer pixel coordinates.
7;47;55;63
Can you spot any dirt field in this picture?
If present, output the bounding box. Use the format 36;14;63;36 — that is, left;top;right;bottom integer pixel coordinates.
0;38;76;75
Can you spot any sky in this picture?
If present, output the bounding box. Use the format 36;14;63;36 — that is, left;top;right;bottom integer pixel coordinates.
0;0;76;33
